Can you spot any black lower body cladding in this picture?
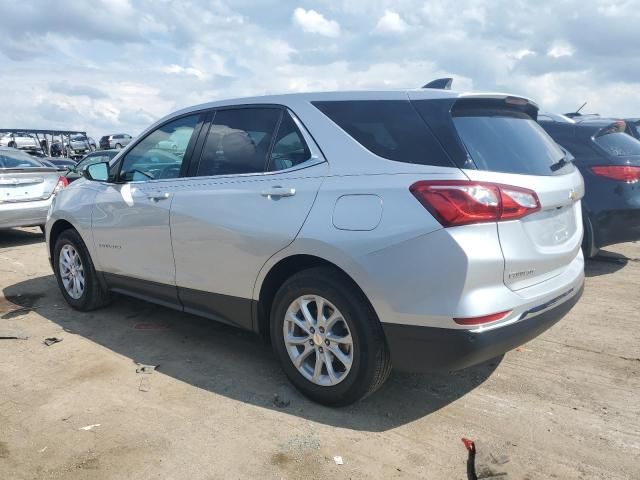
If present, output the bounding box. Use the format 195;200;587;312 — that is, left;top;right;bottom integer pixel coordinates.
382;284;584;373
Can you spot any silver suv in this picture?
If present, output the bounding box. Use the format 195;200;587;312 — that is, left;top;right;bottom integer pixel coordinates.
46;90;585;406
99;133;132;150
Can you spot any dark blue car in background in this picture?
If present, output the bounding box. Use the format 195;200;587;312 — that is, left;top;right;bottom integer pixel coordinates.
538;114;640;257
624;118;640;140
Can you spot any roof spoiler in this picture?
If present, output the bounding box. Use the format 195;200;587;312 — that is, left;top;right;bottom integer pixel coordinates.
422;78;453;90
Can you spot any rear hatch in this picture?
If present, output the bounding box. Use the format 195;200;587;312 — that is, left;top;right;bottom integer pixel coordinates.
0;151;60;202
412;95;584;291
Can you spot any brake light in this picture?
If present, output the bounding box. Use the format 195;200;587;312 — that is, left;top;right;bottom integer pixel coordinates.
591;165;640;183
409;181;541;227
454;310;511;326
53;176;69;194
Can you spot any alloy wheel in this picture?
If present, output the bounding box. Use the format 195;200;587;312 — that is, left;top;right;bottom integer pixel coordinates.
59;244;85;300
283;295;354;386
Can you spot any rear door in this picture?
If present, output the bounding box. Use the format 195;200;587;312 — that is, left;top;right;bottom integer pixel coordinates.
412;96;584;290
170;107;327;329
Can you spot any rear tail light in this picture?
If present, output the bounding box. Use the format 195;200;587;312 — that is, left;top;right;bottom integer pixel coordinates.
52;176;69;194
454;310;511;326
591;165;640;183
410;181;541;227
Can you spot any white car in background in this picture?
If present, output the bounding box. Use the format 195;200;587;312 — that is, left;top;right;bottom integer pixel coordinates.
0;147;68;231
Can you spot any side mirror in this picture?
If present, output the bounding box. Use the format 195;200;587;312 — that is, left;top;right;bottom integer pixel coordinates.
84;162;109;181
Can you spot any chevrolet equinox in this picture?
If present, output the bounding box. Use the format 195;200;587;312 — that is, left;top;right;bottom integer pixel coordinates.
46;89;585;406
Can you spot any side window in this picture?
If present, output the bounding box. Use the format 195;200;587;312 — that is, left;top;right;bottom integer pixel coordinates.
119;114;199;182
196;107;281;176
313;100;453;167
267;112;311;171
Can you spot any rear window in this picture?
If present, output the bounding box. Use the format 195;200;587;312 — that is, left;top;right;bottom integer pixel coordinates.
0;150;47;168
595;132;640;157
312;100;453;167
451;108;571;176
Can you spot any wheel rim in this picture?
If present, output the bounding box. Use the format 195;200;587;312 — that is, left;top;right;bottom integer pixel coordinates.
283;295;354;387
59;244;85;300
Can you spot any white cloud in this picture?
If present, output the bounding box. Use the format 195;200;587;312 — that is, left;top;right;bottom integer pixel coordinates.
547;44;574;58
292;8;340;37
161;64;207;80
375;10;409;34
0;0;639;139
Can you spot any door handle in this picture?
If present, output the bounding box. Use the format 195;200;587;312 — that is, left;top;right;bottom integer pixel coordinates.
261;186;296;198
147;192;170;201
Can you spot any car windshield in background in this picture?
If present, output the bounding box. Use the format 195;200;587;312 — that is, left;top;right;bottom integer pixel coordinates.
595;132;640;157
0;149;48;168
452;109;571;176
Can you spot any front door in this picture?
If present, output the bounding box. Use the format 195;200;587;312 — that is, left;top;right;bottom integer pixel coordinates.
91;113;203;306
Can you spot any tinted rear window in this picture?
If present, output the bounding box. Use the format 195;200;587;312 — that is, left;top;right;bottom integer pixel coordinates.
312;100;453;167
451;108;571;176
595;132;640;157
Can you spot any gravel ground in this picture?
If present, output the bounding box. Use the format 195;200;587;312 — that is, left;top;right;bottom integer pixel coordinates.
0;227;638;479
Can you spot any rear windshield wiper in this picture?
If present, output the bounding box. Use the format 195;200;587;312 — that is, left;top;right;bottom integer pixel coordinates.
550;158;569;172
549;150;574;172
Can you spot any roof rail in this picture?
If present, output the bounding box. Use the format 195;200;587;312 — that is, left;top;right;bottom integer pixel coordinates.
422;78;453;90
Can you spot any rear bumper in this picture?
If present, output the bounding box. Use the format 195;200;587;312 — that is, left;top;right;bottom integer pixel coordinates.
383;282;583;372
0;198;52;229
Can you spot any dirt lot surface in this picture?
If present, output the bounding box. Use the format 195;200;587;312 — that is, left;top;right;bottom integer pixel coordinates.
0;227;639;479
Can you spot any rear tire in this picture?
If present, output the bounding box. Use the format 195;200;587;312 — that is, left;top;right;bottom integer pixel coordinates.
270;267;391;406
115;143;122;149
53;229;111;311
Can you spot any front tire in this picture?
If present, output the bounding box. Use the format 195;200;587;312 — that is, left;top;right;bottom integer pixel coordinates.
53;229;110;311
270;267;391;406
115;143;122;149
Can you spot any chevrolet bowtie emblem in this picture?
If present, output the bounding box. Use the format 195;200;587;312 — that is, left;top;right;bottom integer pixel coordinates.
569;190;578;201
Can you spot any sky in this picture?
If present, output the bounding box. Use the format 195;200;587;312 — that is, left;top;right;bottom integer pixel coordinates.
0;0;639;140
